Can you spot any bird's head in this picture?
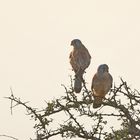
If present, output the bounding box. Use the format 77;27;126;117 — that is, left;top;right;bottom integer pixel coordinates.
70;39;82;48
97;64;109;73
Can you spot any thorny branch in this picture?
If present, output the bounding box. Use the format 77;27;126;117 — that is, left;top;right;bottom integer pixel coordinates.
6;78;140;140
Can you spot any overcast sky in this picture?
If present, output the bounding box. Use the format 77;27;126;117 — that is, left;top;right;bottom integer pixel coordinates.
0;0;140;139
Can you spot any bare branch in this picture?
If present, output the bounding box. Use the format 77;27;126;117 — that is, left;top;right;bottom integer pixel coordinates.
5;78;140;140
0;134;18;140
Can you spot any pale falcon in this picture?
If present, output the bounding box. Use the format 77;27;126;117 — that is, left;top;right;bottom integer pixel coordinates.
69;39;91;93
91;64;113;108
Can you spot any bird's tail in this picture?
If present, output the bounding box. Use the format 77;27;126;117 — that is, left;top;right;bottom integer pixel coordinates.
74;70;84;93
93;96;103;108
74;76;82;93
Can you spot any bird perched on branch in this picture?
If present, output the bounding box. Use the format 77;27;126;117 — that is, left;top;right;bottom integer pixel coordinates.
69;39;91;93
91;64;113;108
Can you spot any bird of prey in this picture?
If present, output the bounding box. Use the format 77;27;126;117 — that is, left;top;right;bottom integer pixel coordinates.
69;39;91;93
91;64;113;108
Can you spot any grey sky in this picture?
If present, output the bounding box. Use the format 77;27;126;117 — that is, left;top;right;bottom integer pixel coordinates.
0;0;140;139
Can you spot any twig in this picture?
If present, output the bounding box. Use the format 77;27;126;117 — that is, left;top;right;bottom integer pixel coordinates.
0;134;18;140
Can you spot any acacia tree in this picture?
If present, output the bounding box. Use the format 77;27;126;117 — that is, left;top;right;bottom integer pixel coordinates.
6;77;140;140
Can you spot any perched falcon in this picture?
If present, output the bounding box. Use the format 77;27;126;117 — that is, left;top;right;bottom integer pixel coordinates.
91;64;113;108
69;39;91;93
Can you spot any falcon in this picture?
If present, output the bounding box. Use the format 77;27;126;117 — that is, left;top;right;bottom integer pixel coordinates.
91;64;113;108
69;39;91;93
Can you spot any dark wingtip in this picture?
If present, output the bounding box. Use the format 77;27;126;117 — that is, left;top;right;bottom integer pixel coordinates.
93;103;101;108
74;87;82;93
93;96;102;108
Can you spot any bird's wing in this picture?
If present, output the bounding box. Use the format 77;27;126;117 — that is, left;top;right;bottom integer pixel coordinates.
103;72;113;91
76;47;91;70
69;47;91;74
